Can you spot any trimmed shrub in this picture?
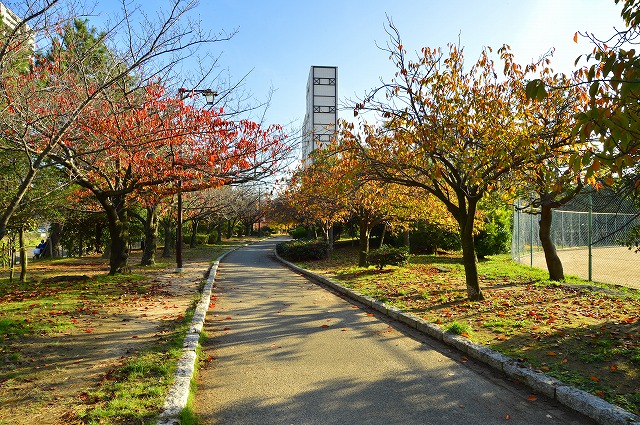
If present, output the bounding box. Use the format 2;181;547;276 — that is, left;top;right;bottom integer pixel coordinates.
276;239;329;261
207;232;218;244
367;245;410;270
289;226;308;240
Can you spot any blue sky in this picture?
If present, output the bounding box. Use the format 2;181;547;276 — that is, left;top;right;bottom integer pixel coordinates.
103;1;627;129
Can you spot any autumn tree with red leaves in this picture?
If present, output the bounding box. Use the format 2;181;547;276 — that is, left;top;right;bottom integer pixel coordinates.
0;0;234;243
49;83;286;274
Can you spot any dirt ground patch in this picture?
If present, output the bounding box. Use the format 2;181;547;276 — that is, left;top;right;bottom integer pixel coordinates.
0;246;229;424
519;246;640;290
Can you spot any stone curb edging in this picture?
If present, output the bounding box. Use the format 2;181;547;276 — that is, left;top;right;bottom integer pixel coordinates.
157;247;240;425
274;250;640;425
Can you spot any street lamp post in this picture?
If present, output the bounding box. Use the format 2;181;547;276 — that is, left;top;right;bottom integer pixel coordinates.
175;88;217;273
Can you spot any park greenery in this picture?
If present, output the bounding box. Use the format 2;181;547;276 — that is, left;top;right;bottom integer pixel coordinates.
1;0;640;421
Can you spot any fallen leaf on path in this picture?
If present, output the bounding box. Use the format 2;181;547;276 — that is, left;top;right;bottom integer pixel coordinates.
527;394;538;401
589;375;600;382
321;324;330;328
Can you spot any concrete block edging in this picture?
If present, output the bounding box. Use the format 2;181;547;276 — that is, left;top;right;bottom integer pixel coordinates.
157;245;244;425
273;250;640;425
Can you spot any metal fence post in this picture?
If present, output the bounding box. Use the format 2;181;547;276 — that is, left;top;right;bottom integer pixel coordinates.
588;194;593;281
530;200;534;268
516;200;520;263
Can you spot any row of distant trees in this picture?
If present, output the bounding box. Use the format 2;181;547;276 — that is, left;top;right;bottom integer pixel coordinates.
276;1;640;302
0;0;291;277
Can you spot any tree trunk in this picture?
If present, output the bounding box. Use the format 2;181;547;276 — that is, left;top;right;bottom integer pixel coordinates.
328;224;334;252
216;219;223;243
43;222;63;258
226;219;234;239
141;204;159;266
458;200;484;301
162;219;172;257
94;222;103;253
379;223;387;247
99;194;131;275
358;219;371;267
539;204;564;281
19;226;26;282
190;220;198;248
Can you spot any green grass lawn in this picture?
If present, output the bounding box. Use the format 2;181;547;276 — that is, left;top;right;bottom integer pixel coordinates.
298;247;640;415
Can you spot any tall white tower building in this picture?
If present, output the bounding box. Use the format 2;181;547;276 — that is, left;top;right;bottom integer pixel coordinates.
302;66;337;163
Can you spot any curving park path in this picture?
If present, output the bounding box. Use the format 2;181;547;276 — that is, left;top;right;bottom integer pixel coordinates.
194;237;594;424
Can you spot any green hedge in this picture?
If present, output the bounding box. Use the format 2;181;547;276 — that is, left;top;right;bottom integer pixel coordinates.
276;240;329;261
367;245;410;270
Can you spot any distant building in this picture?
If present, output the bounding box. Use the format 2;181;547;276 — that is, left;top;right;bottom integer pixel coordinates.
0;3;20;29
0;2;34;49
302;66;338;163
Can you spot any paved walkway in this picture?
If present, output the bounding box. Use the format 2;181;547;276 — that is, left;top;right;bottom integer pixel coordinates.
194;238;594;424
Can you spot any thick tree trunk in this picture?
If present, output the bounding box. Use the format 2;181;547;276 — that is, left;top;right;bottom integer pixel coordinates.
457;200;484;301
539;204;564;281
141;205;159;266
99;194;131;275
19;226;26;282
358;219;371;267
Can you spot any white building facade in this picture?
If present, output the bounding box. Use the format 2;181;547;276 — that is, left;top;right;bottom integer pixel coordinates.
0;2;34;49
302;66;338;163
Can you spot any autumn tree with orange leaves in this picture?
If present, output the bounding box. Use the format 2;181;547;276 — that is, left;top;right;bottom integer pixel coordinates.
292;133;453;266
351;21;576;301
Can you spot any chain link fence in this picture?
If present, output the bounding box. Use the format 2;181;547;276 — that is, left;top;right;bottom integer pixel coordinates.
512;191;640;289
